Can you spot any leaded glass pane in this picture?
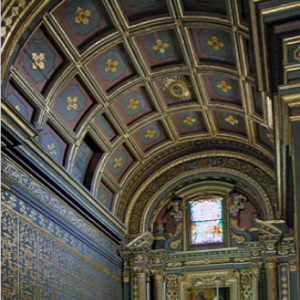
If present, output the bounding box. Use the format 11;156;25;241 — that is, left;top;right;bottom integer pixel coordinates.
190;197;223;244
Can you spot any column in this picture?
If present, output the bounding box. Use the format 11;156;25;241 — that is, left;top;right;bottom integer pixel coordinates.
135;268;147;300
153;270;166;300
250;262;262;300
264;258;278;300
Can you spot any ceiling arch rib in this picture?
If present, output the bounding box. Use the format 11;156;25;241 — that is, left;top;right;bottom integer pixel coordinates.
2;0;275;220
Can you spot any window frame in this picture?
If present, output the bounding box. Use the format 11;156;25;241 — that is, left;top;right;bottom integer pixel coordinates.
185;193;229;250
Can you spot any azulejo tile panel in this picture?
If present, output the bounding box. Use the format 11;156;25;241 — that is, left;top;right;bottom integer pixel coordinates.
1;191;123;300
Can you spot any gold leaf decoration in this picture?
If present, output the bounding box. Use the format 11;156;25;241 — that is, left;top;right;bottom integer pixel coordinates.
75;7;91;25
225;115;238;125
207;36;225;51
217;80;232;92
163;76;192;101
100;194;106;204
152;39;169;54
183;116;196;126
114;157;123;168
47;143;57;156
67;96;78;110
144;129;156;139
105;59;119;73
267;132;274;143
32;52;45;69
127;99;140;110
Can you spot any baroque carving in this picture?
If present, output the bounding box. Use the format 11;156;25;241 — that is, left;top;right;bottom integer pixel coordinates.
250;262;262;276
192;276;225;287
240;269;253;300
126;154;276;233
184;258;230;265
166;262;183;267
166;274;180;300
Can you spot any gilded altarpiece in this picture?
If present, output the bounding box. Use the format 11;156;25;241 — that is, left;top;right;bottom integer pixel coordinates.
123;186;297;300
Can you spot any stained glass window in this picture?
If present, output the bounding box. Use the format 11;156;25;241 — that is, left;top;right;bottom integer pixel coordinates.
190;197;223;244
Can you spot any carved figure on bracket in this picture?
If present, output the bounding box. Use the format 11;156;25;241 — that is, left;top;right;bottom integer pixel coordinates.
229;193;247;230
229;193;247;218
167;196;183;222
229;193;252;245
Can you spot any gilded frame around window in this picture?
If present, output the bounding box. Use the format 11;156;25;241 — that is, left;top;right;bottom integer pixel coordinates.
173;182;233;251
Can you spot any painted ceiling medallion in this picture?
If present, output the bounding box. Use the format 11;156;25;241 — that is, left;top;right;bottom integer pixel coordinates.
163;76;192;101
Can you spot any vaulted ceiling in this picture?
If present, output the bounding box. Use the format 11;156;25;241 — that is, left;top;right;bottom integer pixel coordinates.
4;0;294;235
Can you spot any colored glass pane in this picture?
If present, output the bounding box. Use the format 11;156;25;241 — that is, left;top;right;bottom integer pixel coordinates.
190;197;223;244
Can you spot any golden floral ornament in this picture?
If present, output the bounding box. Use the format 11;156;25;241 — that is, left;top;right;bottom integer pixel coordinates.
127;98;140;110
47;143;57;156
100;194;106;204
67;96;78;110
145;129;156;139
32;52;45;69
183;116;197;126
217;80;232;92
75;7;91;25
225;115;239;125
207;36;225;51
163;76;192;101
267;132;274;143
114;157;123;168
152;39;169;54
105;59;119;73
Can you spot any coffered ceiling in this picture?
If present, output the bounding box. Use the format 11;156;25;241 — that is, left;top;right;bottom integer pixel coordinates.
2;0;280;224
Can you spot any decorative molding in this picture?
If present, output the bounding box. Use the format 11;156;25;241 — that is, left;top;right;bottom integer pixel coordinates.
184;258;230;265
126;231;154;250
1;162;120;257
